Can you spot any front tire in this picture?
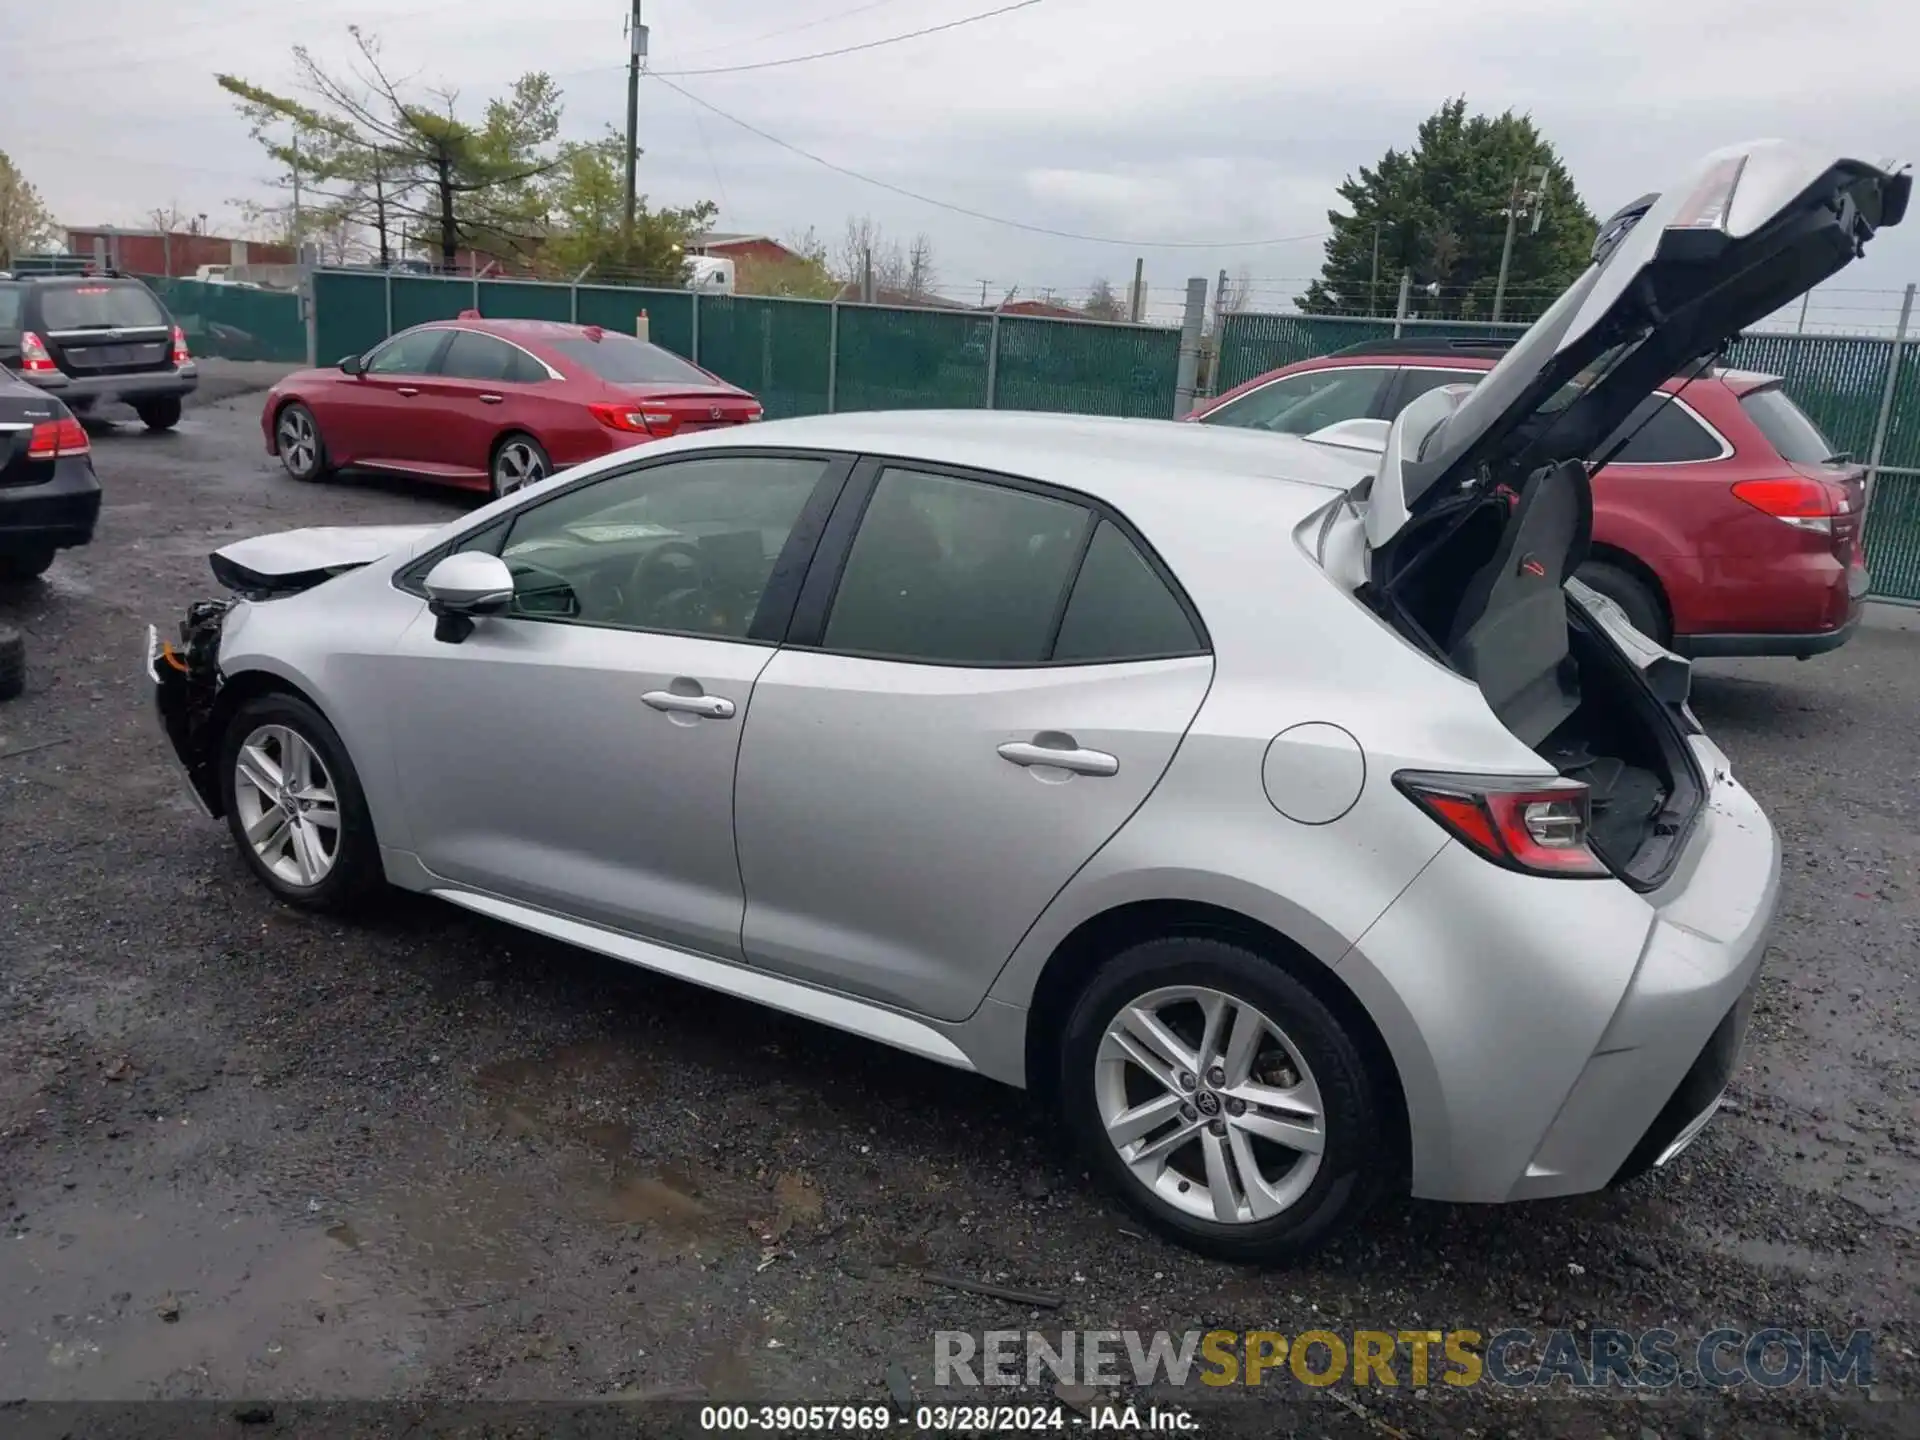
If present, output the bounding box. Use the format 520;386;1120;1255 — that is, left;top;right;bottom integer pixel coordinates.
136;397;183;431
1059;937;1387;1262
274;402;330;482
491;433;550;499
218;692;383;913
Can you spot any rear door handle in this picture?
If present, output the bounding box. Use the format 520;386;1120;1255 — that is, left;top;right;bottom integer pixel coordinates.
478;393;505;404
997;740;1118;776
642;690;736;720
395;386;420;397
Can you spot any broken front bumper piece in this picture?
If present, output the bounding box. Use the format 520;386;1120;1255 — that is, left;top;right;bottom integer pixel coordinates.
148;600;232;817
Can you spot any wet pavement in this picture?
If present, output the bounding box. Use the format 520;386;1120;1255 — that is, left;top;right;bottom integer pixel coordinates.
0;393;1915;1436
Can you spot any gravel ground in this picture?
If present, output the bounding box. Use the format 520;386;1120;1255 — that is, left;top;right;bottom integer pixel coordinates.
0;392;1915;1438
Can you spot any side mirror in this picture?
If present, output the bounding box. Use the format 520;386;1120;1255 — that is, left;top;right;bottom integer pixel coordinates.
422;552;514;643
338;353;364;376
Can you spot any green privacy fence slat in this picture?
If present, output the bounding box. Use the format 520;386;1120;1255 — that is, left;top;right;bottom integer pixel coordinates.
1722;332;1894;465
1874;343;1920;473
994;316;1183;417
140;276;306;363
1865;471;1920;602
476;278;574;322
693;296;832;419
833;305;989;411
313;270;391;361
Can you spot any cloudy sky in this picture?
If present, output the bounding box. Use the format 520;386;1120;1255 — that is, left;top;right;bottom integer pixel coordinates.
6;0;1917;327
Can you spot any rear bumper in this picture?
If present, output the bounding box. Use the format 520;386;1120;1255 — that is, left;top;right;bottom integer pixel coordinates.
25;365;199;405
0;457;102;552
1673;606;1861;659
1341;743;1780;1203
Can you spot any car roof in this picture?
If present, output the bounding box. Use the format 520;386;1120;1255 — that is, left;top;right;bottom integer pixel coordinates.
425;317;638;342
1247;350;1780;395
669;409;1369;506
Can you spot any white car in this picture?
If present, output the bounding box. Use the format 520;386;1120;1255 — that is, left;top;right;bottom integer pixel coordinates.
148;142;1906;1260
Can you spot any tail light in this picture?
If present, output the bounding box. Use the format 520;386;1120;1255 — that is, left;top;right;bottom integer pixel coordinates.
171;325;191;366
1731;476;1844;534
588;402;677;437
745;403;764;422
18;331;57;374
27;417;91;459
1395;771;1609;878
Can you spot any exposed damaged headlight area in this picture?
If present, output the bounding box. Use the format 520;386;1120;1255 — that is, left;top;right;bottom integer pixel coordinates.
152;599;233;816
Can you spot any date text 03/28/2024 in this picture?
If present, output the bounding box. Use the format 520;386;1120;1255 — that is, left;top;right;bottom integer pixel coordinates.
698;1404;1195;1432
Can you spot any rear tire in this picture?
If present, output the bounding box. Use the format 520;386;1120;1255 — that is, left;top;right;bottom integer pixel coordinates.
218;691;384;914
491;433;550;499
1058;936;1387;1263
0;548;56;583
136;397;183;431
1576;559;1668;646
274;402;330;482
0;625;24;702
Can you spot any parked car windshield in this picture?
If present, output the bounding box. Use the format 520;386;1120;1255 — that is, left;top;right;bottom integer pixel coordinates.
1740;386;1841;464
39;283;169;331
548;333;713;386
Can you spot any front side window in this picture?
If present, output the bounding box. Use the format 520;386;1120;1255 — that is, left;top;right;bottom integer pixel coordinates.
364;328;449;376
1203;367;1389;434
823;468;1091;664
494;454;829;637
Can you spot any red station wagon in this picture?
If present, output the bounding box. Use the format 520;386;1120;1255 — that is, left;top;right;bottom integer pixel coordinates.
1191;339;1870;658
262;317;763;500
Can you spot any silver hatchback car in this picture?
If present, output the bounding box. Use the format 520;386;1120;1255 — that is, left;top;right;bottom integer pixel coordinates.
149;142;1907;1260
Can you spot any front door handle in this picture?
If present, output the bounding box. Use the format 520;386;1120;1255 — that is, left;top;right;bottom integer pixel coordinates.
642;690;735;720
478;393;505;404
395;386;420;397
997;740;1118;777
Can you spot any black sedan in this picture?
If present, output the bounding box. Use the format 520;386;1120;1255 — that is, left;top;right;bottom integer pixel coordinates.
0;366;100;582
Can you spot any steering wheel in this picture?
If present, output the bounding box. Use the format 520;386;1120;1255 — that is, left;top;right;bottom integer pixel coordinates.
628;540;712;627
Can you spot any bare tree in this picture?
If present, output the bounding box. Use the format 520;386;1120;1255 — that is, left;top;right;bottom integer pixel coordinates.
1082;276;1125;321
904;232;936;299
148;202;190;235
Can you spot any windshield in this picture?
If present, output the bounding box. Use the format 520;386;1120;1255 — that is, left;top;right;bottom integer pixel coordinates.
1741;386;1840;464
40;283;169;331
548;334;714;386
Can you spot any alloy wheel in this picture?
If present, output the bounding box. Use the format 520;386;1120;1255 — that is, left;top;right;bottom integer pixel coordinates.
1095;984;1325;1224
277;408;317;476
494;440;546;496
231;723;341;887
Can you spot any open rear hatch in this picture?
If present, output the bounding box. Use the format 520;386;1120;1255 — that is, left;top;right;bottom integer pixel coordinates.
1361;141;1909;885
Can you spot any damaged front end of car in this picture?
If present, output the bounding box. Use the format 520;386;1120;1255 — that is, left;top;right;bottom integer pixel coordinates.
147;600;234;817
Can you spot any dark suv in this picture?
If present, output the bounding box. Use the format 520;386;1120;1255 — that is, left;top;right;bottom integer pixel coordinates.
0;273;198;429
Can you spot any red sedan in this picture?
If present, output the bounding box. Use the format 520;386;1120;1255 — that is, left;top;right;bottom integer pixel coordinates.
1191;342;1870;659
262;317;763;498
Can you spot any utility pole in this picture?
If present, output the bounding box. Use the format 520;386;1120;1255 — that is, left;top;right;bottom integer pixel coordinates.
1130;256;1145;323
373;153;390;270
1493;163;1549;323
1370;222;1381;317
623;0;647;242
291;132;303;248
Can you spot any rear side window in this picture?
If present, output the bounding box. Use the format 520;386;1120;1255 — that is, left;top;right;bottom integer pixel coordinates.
1202;367;1389;434
1052;521;1201;662
440;330;547;383
38;283;169;331
548;334;711;385
1600;395;1724;464
1740;386;1839;465
823;468;1090;664
0;285;21;334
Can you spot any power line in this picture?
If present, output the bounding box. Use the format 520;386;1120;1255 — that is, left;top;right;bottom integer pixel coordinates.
669;0;920;63
644;73;1331;251
645;0;1047;78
